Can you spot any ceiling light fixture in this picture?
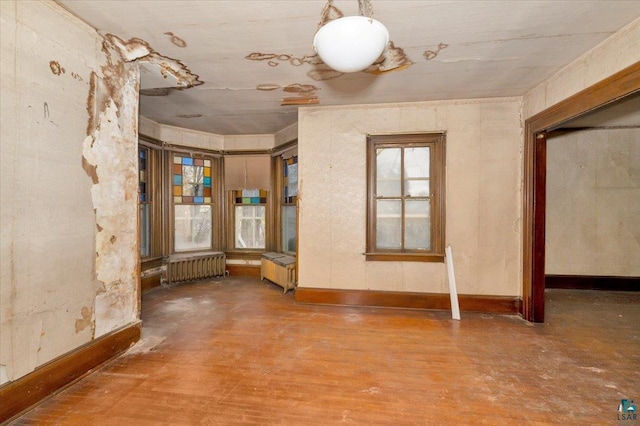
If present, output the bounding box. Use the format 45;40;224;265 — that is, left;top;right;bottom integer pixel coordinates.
313;0;389;73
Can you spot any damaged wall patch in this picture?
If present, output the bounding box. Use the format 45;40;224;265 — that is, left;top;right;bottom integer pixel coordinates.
74;306;94;336
49;60;65;75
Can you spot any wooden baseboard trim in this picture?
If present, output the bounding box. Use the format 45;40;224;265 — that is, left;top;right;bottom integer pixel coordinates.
295;288;521;314
0;322;141;423
545;275;640;291
226;264;261;277
141;274;162;293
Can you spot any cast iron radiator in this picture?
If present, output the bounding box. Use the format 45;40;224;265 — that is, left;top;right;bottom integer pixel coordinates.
167;251;226;285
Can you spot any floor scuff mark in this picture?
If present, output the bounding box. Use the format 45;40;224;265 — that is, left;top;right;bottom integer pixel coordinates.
126;327;167;355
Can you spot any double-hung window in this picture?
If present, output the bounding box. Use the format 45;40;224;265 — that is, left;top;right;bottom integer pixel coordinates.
138;140;162;259
232;190;267;250
172;154;214;252
281;155;298;254
366;133;445;262
138;146;152;257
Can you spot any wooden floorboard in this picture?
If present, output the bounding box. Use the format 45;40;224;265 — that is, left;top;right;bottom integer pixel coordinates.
8;277;640;425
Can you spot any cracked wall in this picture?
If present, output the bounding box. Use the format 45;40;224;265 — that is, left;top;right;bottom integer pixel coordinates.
0;0;139;384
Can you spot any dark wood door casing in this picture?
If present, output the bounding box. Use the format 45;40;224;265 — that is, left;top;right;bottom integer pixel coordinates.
522;61;640;322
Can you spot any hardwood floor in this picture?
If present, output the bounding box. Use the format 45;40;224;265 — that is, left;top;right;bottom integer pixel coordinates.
8;277;640;425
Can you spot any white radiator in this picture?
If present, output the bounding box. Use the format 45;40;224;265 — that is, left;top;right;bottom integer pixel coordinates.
167;251;226;285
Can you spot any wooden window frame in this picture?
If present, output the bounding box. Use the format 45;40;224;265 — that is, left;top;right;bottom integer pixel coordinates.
169;151;220;254
226;191;269;254
273;150;298;256
138;139;163;261
366;133;446;262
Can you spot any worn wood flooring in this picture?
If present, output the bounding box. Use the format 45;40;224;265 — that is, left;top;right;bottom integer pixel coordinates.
9;277;640;425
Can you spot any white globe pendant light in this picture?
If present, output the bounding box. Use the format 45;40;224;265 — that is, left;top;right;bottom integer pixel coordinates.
313;2;389;73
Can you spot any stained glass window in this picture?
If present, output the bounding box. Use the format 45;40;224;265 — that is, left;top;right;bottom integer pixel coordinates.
233;189;267;250
282;156;297;254
283;156;298;204
139;149;147;202
173;154;214;252
172;155;212;204
139;147;150;257
232;189;268;204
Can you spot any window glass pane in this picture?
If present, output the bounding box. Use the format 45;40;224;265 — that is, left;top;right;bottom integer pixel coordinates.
405;179;430;197
235;205;265;249
404;147;430;197
182;165;204;197
405;200;431;250
404;147;429;178
140;204;150;257
282;205;296;253
287;163;298;197
174;205;212;251
376;200;402;249
376;148;401;197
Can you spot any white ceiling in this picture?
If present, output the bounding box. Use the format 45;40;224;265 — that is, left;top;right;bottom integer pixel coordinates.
57;1;640;135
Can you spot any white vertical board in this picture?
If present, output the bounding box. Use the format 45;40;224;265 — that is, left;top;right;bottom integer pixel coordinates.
445;246;461;320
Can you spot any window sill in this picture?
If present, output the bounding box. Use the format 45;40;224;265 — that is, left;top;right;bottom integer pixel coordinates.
364;253;445;263
141;256;164;269
225;251;265;261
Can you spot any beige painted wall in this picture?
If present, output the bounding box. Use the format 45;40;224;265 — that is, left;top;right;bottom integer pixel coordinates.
297;99;523;296
523;17;640;119
546;129;640;276
0;1;139;384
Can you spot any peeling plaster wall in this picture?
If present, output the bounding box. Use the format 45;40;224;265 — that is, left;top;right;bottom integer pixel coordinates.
298;98;523;296
546;129;640;276
0;0;139;384
523;18;640;119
